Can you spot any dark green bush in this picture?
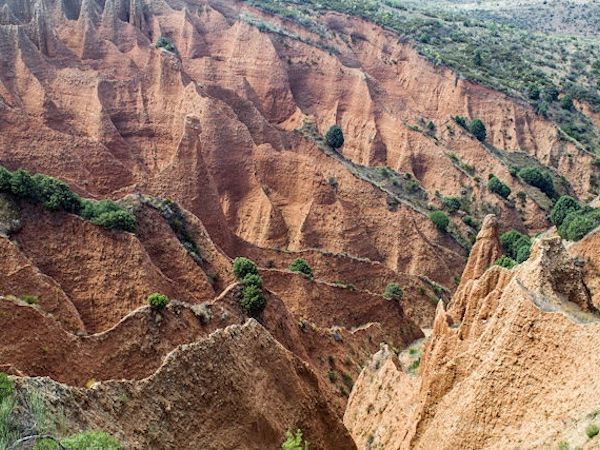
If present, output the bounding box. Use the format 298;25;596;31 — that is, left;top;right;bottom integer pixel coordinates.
526;84;540;100
462;215;479;229
495;255;517;269
0;372;13;402
469;119;486;142
559;209;600;241
560;94;574;110
550;195;580;226
31;174;82;213
242;273;263;288
383;283;403;301
325;125;344;149
232;257;259;280
10;169;37;198
500;230;532;261
441;196;461;212
156;36;177;53
518;167;556;198
0;167;11;191
147;293;169;311
429;210;449;232
543;85;559;102
89;210;136;232
487;175;511;199
453;115;467;128
289;258;314;279
239;284;266;317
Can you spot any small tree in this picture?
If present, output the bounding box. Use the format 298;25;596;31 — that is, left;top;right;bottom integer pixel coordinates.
518;167;556;198
550;195;580;226
487;175;511;199
453;116;467;128
232;257;259;280
148;293;169;311
441;196;461;212
325;125;344;149
383;283;404;301
500;230;531;261
240;284;266;317
10;169;37;199
289;259;313;279
495;255;517;269
282;429;309;450
469;119;486;142
91;210;136;232
429;210;449;232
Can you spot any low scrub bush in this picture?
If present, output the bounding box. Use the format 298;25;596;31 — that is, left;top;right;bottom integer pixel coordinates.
429;210;449;232
559;208;600;241
441;196;461;212
289;258;313;279
586;423;599;439
487;175;511;199
147;293;169;311
383;283;404;301
469;119;486;142
282;429;309;450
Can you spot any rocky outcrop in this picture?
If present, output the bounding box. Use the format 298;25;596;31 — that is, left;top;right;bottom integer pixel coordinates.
345;224;600;450
13;320;357;449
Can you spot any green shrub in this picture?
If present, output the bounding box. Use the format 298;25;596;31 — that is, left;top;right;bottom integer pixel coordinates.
495;255;517;269
462;215;479;229
91;210;136;232
441;196;461;212
500;230;532;261
543;85;559;102
487;175;511;199
242;273;263;288
526;84;540;100
586;423;599;439
0;373;13;402
31;174;81;213
426;121;435;132
560;94;574;110
232;257;259;280
518;167;556;198
289;258;313;279
453;115;467;128
0;167;12;191
325;125;344;149
429;210;449;232
10;169;37;198
61;431;122;450
469;119;486;142
147;293;169;311
550;195;580;226
383;283;403;301
80;199;136;232
559;210;600;241
282;429;309;450
20;295;39;305
156;36;177;53
239;284;266;317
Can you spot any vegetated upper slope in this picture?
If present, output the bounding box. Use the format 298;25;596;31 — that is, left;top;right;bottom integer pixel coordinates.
246;0;600;152
345;216;600;449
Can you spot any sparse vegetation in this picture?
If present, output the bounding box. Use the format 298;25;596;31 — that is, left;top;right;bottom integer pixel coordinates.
0;373;13;402
288;259;314;279
325;125;344;149
282;429;309;450
429;210;449;232
383;283;404;301
147;293;169;311
0;166;136;232
60;431;122;449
